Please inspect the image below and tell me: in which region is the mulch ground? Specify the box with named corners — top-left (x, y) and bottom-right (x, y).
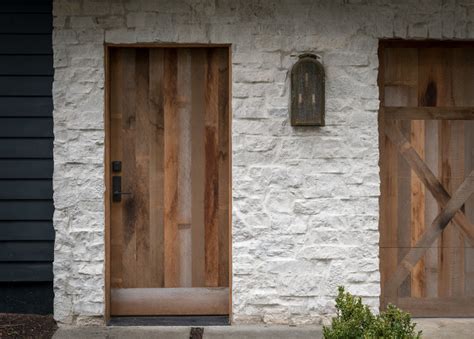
top-left (0, 313), bottom-right (57, 339)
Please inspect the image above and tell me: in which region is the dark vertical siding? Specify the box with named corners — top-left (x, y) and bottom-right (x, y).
top-left (0, 0), bottom-right (54, 315)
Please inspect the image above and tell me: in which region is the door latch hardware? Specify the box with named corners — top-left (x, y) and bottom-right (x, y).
top-left (112, 161), bottom-right (122, 172)
top-left (112, 175), bottom-right (131, 202)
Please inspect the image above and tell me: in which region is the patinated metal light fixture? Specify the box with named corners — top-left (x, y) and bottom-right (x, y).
top-left (290, 53), bottom-right (325, 126)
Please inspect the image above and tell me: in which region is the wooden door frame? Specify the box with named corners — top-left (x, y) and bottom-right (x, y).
top-left (103, 43), bottom-right (233, 322)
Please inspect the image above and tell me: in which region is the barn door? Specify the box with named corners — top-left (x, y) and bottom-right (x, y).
top-left (108, 47), bottom-right (230, 316)
top-left (379, 42), bottom-right (474, 316)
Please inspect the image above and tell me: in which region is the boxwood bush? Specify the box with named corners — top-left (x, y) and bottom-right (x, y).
top-left (323, 287), bottom-right (422, 339)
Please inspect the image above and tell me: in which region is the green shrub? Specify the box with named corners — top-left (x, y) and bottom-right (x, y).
top-left (323, 287), bottom-right (422, 339)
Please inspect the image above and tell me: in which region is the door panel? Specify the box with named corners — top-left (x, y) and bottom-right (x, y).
top-left (108, 47), bottom-right (230, 316)
top-left (379, 43), bottom-right (474, 316)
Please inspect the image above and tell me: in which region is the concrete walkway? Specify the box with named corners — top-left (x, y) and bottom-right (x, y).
top-left (53, 325), bottom-right (322, 339)
top-left (53, 319), bottom-right (474, 338)
top-left (414, 318), bottom-right (474, 339)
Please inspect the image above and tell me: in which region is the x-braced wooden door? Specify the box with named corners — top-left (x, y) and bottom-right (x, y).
top-left (108, 47), bottom-right (230, 316)
top-left (379, 41), bottom-right (474, 317)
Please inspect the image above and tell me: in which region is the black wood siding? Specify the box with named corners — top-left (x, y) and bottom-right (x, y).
top-left (0, 0), bottom-right (54, 315)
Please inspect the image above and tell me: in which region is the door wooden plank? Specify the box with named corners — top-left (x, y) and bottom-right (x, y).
top-left (116, 50), bottom-right (137, 287)
top-left (379, 119), bottom-right (395, 307)
top-left (179, 224), bottom-right (192, 287)
top-left (439, 120), bottom-right (465, 297)
top-left (384, 48), bottom-right (418, 103)
top-left (110, 287), bottom-right (229, 315)
top-left (134, 49), bottom-right (153, 287)
top-left (416, 47), bottom-right (446, 301)
top-left (410, 119), bottom-right (425, 297)
top-left (399, 44), bottom-right (425, 297)
top-left (382, 107), bottom-right (474, 120)
top-left (163, 49), bottom-right (180, 287)
top-left (465, 121), bottom-right (474, 294)
top-left (120, 48), bottom-right (138, 288)
top-left (379, 97), bottom-right (399, 304)
top-left (397, 122), bottom-right (412, 297)
top-left (452, 48), bottom-right (474, 107)
top-left (424, 119), bottom-right (439, 297)
top-left (204, 49), bottom-right (220, 287)
top-left (177, 49), bottom-right (193, 287)
top-left (418, 48), bottom-right (453, 107)
top-left (453, 47), bottom-right (474, 295)
top-left (217, 48), bottom-right (230, 287)
top-left (191, 49), bottom-right (206, 287)
top-left (218, 209), bottom-right (230, 287)
top-left (148, 48), bottom-right (165, 288)
top-left (382, 47), bottom-right (418, 299)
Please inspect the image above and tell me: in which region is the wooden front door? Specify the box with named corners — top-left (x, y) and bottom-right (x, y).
top-left (379, 41), bottom-right (474, 316)
top-left (107, 47), bottom-right (230, 316)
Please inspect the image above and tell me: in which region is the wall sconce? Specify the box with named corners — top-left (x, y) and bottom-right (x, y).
top-left (290, 53), bottom-right (325, 126)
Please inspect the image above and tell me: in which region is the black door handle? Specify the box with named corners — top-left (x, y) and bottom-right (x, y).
top-left (112, 175), bottom-right (131, 202)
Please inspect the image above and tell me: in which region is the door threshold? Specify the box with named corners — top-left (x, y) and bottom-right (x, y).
top-left (108, 315), bottom-right (230, 326)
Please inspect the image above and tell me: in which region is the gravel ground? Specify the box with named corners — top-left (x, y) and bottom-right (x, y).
top-left (0, 313), bottom-right (57, 339)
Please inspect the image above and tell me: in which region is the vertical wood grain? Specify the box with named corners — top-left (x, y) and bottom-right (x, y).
top-left (191, 49), bottom-right (206, 287)
top-left (424, 119), bottom-right (439, 297)
top-left (119, 48), bottom-right (137, 288)
top-left (217, 48), bottom-right (230, 287)
top-left (439, 120), bottom-right (465, 297)
top-left (134, 49), bottom-right (151, 286)
top-left (163, 49), bottom-right (180, 287)
top-left (148, 48), bottom-right (165, 287)
top-left (379, 47), bottom-right (399, 301)
top-left (454, 48), bottom-right (474, 295)
top-left (177, 49), bottom-right (192, 287)
top-left (410, 119), bottom-right (426, 297)
top-left (204, 49), bottom-right (220, 287)
top-left (398, 120), bottom-right (412, 297)
top-left (382, 47), bottom-right (418, 299)
top-left (464, 121), bottom-right (474, 295)
top-left (407, 47), bottom-right (425, 297)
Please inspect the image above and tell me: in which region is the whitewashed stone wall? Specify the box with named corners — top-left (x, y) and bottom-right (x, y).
top-left (52, 0), bottom-right (474, 325)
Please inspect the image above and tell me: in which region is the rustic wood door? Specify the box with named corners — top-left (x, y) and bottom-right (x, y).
top-left (108, 47), bottom-right (230, 316)
top-left (379, 41), bottom-right (474, 317)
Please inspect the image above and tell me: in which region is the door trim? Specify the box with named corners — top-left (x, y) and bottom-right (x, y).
top-left (111, 287), bottom-right (229, 315)
top-left (104, 43), bottom-right (233, 322)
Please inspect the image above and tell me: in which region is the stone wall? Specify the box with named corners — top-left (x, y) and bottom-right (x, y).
top-left (52, 0), bottom-right (474, 325)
